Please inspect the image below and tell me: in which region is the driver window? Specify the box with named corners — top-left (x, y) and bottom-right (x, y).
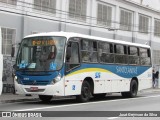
top-left (66, 42), bottom-right (80, 71)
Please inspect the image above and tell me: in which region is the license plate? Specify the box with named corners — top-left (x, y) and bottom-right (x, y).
top-left (30, 87), bottom-right (38, 91)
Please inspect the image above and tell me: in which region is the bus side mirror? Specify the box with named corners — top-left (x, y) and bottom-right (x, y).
top-left (147, 49), bottom-right (151, 57)
top-left (11, 45), bottom-right (15, 57)
top-left (13, 64), bottom-right (17, 69)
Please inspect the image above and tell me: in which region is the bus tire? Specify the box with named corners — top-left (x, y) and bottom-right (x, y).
top-left (76, 81), bottom-right (91, 102)
top-left (39, 95), bottom-right (53, 102)
top-left (121, 80), bottom-right (138, 98)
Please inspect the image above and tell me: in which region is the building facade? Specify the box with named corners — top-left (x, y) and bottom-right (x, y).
top-left (0, 0), bottom-right (160, 92)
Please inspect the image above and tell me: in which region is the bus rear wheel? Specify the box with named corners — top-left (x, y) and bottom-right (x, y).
top-left (121, 80), bottom-right (138, 98)
top-left (76, 81), bottom-right (92, 102)
top-left (39, 95), bottom-right (53, 102)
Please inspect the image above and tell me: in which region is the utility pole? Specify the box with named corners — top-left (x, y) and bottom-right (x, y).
top-left (140, 0), bottom-right (143, 4)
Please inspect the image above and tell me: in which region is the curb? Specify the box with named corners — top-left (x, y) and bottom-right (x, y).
top-left (139, 89), bottom-right (160, 93)
top-left (0, 98), bottom-right (39, 104)
top-left (0, 96), bottom-right (74, 104)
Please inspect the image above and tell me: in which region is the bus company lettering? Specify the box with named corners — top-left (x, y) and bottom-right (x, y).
top-left (116, 66), bottom-right (138, 74)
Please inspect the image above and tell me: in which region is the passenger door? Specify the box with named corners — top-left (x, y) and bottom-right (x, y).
top-left (65, 41), bottom-right (81, 95)
top-left (66, 41), bottom-right (80, 71)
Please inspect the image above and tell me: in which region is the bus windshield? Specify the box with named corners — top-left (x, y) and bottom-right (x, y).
top-left (16, 36), bottom-right (66, 71)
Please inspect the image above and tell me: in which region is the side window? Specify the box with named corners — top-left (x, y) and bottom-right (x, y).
top-left (140, 48), bottom-right (151, 65)
top-left (114, 44), bottom-right (127, 64)
top-left (128, 46), bottom-right (139, 65)
top-left (66, 42), bottom-right (80, 71)
top-left (98, 42), bottom-right (114, 63)
top-left (81, 39), bottom-right (98, 63)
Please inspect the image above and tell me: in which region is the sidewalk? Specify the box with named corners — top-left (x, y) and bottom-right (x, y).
top-left (0, 93), bottom-right (38, 103)
top-left (0, 88), bottom-right (160, 103)
top-left (139, 88), bottom-right (160, 93)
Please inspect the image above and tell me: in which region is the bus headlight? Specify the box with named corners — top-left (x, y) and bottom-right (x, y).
top-left (14, 76), bottom-right (21, 84)
top-left (51, 74), bottom-right (61, 84)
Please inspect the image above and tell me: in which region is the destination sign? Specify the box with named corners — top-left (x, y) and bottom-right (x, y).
top-left (32, 40), bottom-right (56, 46)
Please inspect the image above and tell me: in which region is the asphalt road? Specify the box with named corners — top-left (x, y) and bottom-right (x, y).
top-left (0, 92), bottom-right (160, 120)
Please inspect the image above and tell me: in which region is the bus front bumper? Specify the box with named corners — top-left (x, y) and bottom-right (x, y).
top-left (14, 80), bottom-right (64, 96)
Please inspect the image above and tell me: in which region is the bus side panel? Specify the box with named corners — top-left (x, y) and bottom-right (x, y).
top-left (104, 74), bottom-right (130, 93)
top-left (64, 65), bottom-right (152, 95)
top-left (64, 71), bottom-right (130, 95)
top-left (112, 79), bottom-right (130, 92)
top-left (64, 69), bottom-right (107, 95)
top-left (94, 80), bottom-right (105, 93)
top-left (64, 75), bottom-right (83, 96)
top-left (95, 70), bottom-right (129, 93)
top-left (138, 68), bottom-right (152, 91)
top-left (119, 79), bottom-right (130, 92)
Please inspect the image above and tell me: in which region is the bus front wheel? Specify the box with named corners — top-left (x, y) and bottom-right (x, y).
top-left (39, 95), bottom-right (53, 102)
top-left (76, 81), bottom-right (92, 102)
top-left (121, 80), bottom-right (138, 98)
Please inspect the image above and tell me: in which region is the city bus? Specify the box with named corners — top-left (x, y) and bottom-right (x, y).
top-left (13, 32), bottom-right (152, 102)
top-left (0, 27), bottom-right (3, 95)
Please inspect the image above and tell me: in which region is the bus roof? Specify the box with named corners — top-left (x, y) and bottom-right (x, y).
top-left (24, 32), bottom-right (150, 48)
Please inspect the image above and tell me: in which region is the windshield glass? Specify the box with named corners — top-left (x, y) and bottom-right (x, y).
top-left (16, 36), bottom-right (66, 71)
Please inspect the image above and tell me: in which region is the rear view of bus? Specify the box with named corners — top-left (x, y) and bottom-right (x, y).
top-left (0, 27), bottom-right (3, 95)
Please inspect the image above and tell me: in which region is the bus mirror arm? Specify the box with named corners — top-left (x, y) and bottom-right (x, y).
top-left (11, 45), bottom-right (15, 57)
top-left (13, 64), bottom-right (17, 70)
top-left (66, 47), bottom-right (71, 61)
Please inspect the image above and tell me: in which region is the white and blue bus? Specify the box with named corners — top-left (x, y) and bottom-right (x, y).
top-left (0, 27), bottom-right (3, 95)
top-left (13, 32), bottom-right (152, 102)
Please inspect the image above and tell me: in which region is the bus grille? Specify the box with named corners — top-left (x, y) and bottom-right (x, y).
top-left (21, 80), bottom-right (50, 85)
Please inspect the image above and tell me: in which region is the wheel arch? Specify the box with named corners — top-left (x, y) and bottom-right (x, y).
top-left (83, 77), bottom-right (94, 94)
top-left (131, 77), bottom-right (139, 90)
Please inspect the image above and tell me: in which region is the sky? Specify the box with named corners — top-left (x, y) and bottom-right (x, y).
top-left (132, 0), bottom-right (160, 10)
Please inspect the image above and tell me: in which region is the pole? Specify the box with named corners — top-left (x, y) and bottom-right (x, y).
top-left (158, 68), bottom-right (160, 88)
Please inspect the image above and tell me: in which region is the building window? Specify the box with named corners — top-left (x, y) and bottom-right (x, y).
top-left (1, 28), bottom-right (16, 55)
top-left (139, 14), bottom-right (149, 34)
top-left (97, 3), bottom-right (112, 27)
top-left (153, 50), bottom-right (160, 65)
top-left (34, 0), bottom-right (56, 14)
top-left (154, 19), bottom-right (160, 37)
top-left (69, 0), bottom-right (87, 21)
top-left (0, 0), bottom-right (17, 5)
top-left (120, 9), bottom-right (132, 31)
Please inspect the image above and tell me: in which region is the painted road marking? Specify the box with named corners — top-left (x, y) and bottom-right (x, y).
top-left (13, 95), bottom-right (160, 111)
top-left (107, 117), bottom-right (119, 119)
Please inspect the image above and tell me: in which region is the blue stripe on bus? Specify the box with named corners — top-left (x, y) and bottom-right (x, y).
top-left (65, 64), bottom-right (151, 78)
